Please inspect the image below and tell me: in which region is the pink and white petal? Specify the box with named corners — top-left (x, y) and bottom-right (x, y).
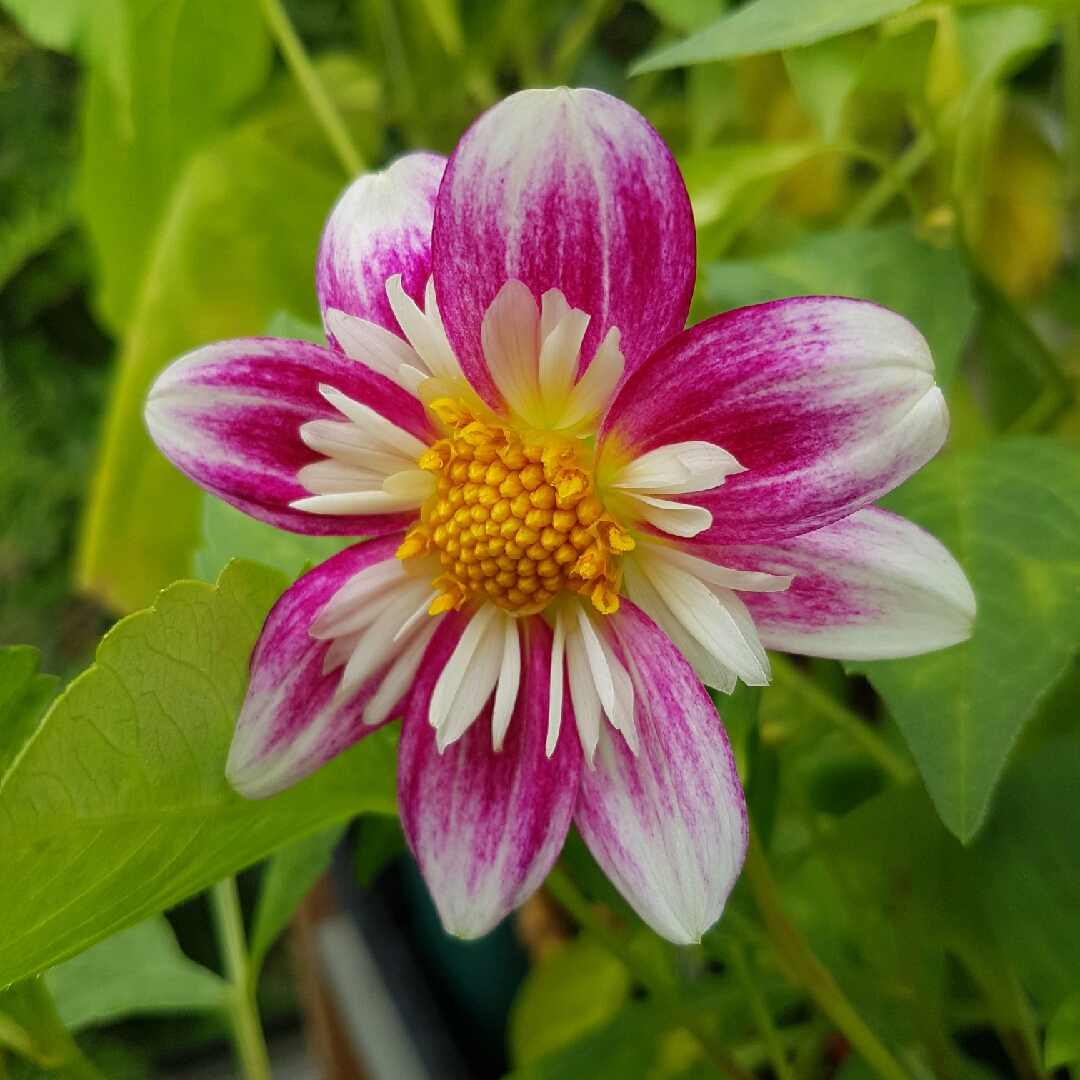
top-left (718, 507), bottom-right (976, 659)
top-left (227, 537), bottom-right (411, 798)
top-left (317, 152), bottom-right (446, 341)
top-left (399, 613), bottom-right (582, 939)
top-left (145, 337), bottom-right (434, 536)
top-left (432, 88), bottom-right (695, 407)
top-left (599, 298), bottom-right (949, 545)
top-left (575, 601), bottom-right (747, 944)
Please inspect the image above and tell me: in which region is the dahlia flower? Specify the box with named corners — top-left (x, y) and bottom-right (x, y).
top-left (145, 87), bottom-right (974, 943)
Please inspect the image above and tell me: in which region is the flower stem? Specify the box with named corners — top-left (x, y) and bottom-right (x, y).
top-left (544, 866), bottom-right (755, 1080)
top-left (844, 130), bottom-right (934, 229)
top-left (743, 829), bottom-right (912, 1080)
top-left (728, 940), bottom-right (796, 1080)
top-left (768, 654), bottom-right (914, 785)
top-left (256, 0), bottom-right (365, 177)
top-left (211, 878), bottom-right (272, 1080)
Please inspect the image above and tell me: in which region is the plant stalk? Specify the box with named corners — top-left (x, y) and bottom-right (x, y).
top-left (728, 940), bottom-right (796, 1080)
top-left (256, 0), bottom-right (365, 177)
top-left (211, 878), bottom-right (272, 1080)
top-left (845, 130), bottom-right (934, 228)
top-left (544, 866), bottom-right (755, 1080)
top-left (743, 829), bottom-right (913, 1080)
top-left (769, 654), bottom-right (914, 785)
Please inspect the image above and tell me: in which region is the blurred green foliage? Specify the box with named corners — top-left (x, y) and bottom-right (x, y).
top-left (1, 0), bottom-right (1080, 1078)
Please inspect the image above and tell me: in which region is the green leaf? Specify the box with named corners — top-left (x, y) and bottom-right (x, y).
top-left (1046, 993), bottom-right (1080, 1069)
top-left (44, 917), bottom-right (228, 1030)
top-left (264, 309), bottom-right (327, 346)
top-left (783, 34), bottom-right (864, 143)
top-left (0, 559), bottom-right (398, 988)
top-left (0, 0), bottom-right (85, 51)
top-left (0, 647), bottom-right (58, 787)
top-left (631, 0), bottom-right (919, 73)
top-left (848, 440), bottom-right (1080, 841)
top-left (0, 977), bottom-right (86, 1069)
top-left (971, 736), bottom-right (1080, 1011)
top-left (76, 62), bottom-right (377, 613)
top-left (820, 783), bottom-right (1032, 1039)
top-left (508, 1001), bottom-right (676, 1080)
top-left (194, 494), bottom-right (351, 586)
top-left (702, 225), bottom-right (976, 386)
top-left (679, 142), bottom-right (820, 261)
top-left (249, 824), bottom-right (347, 971)
top-left (80, 0), bottom-right (271, 333)
top-left (353, 812), bottom-right (406, 887)
top-left (640, 0), bottom-right (726, 34)
top-left (509, 935), bottom-right (632, 1068)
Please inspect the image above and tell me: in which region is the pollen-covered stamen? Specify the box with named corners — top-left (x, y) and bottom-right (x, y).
top-left (396, 401), bottom-right (633, 615)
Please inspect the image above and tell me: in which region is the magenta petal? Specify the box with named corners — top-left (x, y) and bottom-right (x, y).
top-left (432, 88), bottom-right (695, 406)
top-left (317, 152), bottom-right (446, 342)
top-left (599, 297), bottom-right (949, 545)
top-left (399, 613), bottom-right (582, 939)
top-left (717, 507), bottom-right (976, 659)
top-left (227, 537), bottom-right (404, 798)
top-left (145, 337), bottom-right (433, 536)
top-left (575, 600), bottom-right (747, 944)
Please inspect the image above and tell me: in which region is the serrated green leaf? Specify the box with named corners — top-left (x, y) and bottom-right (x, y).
top-left (703, 225), bottom-right (976, 386)
top-left (44, 916), bottom-right (228, 1030)
top-left (508, 936), bottom-right (631, 1068)
top-left (0, 559), bottom-right (398, 988)
top-left (249, 824), bottom-right (346, 970)
top-left (631, 0), bottom-right (919, 73)
top-left (971, 736), bottom-right (1080, 1012)
top-left (848, 440), bottom-right (1080, 841)
top-left (1046, 993), bottom-right (1080, 1068)
top-left (0, 647), bottom-right (57, 788)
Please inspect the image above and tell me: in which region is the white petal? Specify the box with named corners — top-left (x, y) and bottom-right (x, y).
top-left (539, 288), bottom-right (572, 345)
top-left (636, 539), bottom-right (793, 593)
top-left (634, 553), bottom-right (771, 686)
top-left (336, 579), bottom-right (437, 699)
top-left (558, 327), bottom-right (625, 429)
top-left (296, 459), bottom-right (387, 495)
top-left (612, 441), bottom-right (745, 495)
top-left (290, 491), bottom-right (425, 515)
top-left (386, 274), bottom-right (462, 381)
top-left (311, 557), bottom-right (412, 639)
top-left (565, 627), bottom-right (602, 766)
top-left (491, 616), bottom-right (523, 751)
top-left (382, 468), bottom-right (436, 499)
top-left (623, 557), bottom-right (737, 694)
top-left (564, 603), bottom-right (638, 764)
top-left (324, 308), bottom-right (425, 393)
top-left (363, 618), bottom-right (440, 726)
top-left (538, 308), bottom-right (590, 413)
top-left (625, 493), bottom-right (713, 538)
top-left (547, 606), bottom-right (568, 757)
top-left (481, 280), bottom-right (543, 423)
top-left (299, 419), bottom-right (418, 476)
top-left (318, 384), bottom-right (430, 460)
top-left (430, 605), bottom-right (504, 749)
